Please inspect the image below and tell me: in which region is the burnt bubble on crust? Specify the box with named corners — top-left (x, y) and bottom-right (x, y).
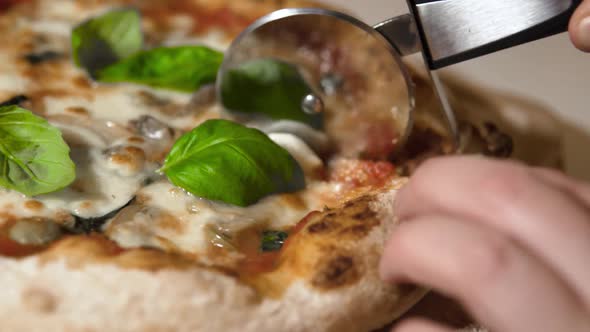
top-left (481, 122), bottom-right (514, 158)
top-left (23, 51), bottom-right (63, 65)
top-left (72, 198), bottom-right (136, 234)
top-left (311, 253), bottom-right (361, 290)
top-left (0, 95), bottom-right (29, 107)
top-left (307, 212), bottom-right (338, 234)
top-left (307, 195), bottom-right (379, 238)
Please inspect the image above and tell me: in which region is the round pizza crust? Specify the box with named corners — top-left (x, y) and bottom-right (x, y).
top-left (0, 181), bottom-right (429, 332)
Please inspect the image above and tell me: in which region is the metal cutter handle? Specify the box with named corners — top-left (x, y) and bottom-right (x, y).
top-left (377, 0), bottom-right (583, 69)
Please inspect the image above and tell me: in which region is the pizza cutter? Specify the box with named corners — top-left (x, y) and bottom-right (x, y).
top-left (217, 0), bottom-right (581, 155)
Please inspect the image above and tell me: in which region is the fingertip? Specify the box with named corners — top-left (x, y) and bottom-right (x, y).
top-left (569, 1), bottom-right (590, 52)
top-left (393, 318), bottom-right (453, 332)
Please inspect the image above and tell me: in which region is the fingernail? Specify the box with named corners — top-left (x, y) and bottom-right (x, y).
top-left (579, 17), bottom-right (590, 51)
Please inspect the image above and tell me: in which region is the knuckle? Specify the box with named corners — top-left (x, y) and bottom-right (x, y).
top-left (385, 224), bottom-right (421, 262)
top-left (479, 164), bottom-right (532, 202)
top-left (414, 157), bottom-right (452, 180)
top-left (403, 158), bottom-right (451, 201)
top-left (387, 225), bottom-right (414, 255)
top-left (468, 234), bottom-right (515, 287)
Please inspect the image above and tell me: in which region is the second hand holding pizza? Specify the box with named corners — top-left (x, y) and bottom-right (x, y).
top-left (381, 5), bottom-right (590, 331)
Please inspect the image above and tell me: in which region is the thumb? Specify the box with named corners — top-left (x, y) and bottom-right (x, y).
top-left (569, 0), bottom-right (590, 52)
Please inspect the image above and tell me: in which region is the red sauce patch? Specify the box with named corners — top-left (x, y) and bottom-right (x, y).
top-left (0, 236), bottom-right (45, 258)
top-left (192, 7), bottom-right (252, 34)
top-left (235, 226), bottom-right (279, 275)
top-left (362, 122), bottom-right (399, 160)
top-left (142, 2), bottom-right (253, 37)
top-left (330, 159), bottom-right (396, 189)
top-left (240, 251), bottom-right (281, 275)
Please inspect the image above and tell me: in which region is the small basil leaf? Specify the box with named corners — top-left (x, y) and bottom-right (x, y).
top-left (220, 59), bottom-right (323, 129)
top-left (97, 46), bottom-right (223, 92)
top-left (72, 8), bottom-right (142, 75)
top-left (160, 119), bottom-right (305, 207)
top-left (260, 231), bottom-right (288, 252)
top-left (0, 106), bottom-right (76, 196)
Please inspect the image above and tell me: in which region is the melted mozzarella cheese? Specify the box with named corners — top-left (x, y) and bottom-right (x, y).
top-left (28, 19), bottom-right (72, 37)
top-left (269, 133), bottom-right (323, 176)
top-left (162, 29), bottom-right (230, 51)
top-left (105, 180), bottom-right (331, 255)
top-left (37, 147), bottom-right (155, 219)
top-left (43, 87), bottom-right (182, 125)
top-left (0, 53), bottom-right (28, 92)
top-left (0, 2), bottom-right (343, 260)
top-left (0, 189), bottom-right (72, 224)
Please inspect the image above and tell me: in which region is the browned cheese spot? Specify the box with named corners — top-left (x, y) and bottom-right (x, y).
top-left (38, 235), bottom-right (194, 271)
top-left (79, 201), bottom-right (93, 210)
top-left (53, 211), bottom-right (75, 225)
top-left (64, 106), bottom-right (90, 117)
top-left (21, 287), bottom-right (58, 314)
top-left (279, 193), bottom-right (306, 210)
top-left (135, 193), bottom-right (152, 205)
top-left (23, 200), bottom-right (44, 211)
top-left (68, 180), bottom-right (86, 193)
top-left (127, 136), bottom-right (146, 144)
top-left (156, 212), bottom-right (186, 234)
top-left (71, 75), bottom-right (92, 89)
top-left (109, 146), bottom-right (146, 171)
top-left (311, 254), bottom-right (360, 290)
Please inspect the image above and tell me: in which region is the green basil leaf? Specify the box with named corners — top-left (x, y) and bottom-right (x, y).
top-left (260, 230), bottom-right (288, 252)
top-left (160, 119), bottom-right (305, 207)
top-left (220, 59), bottom-right (323, 129)
top-left (0, 106), bottom-right (76, 196)
top-left (97, 46), bottom-right (223, 92)
top-left (72, 8), bottom-right (142, 75)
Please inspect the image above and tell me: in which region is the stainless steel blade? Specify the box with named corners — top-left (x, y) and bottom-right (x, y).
top-left (374, 14), bottom-right (460, 148)
top-left (374, 13), bottom-right (421, 57)
top-left (415, 0), bottom-right (573, 66)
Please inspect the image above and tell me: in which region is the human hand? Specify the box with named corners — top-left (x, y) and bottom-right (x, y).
top-left (570, 0), bottom-right (590, 51)
top-left (380, 156), bottom-right (590, 332)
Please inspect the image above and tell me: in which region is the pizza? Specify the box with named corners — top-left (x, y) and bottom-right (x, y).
top-left (0, 1), bottom-right (562, 332)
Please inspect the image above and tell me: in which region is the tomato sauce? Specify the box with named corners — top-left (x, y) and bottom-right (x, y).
top-left (191, 7), bottom-right (252, 34)
top-left (330, 159), bottom-right (396, 189)
top-left (362, 122), bottom-right (399, 160)
top-left (141, 1), bottom-right (253, 36)
top-left (0, 236), bottom-right (45, 257)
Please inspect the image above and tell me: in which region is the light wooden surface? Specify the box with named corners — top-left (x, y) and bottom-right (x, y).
top-left (320, 0), bottom-right (590, 180)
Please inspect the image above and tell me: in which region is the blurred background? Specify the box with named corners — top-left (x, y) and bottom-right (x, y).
top-left (322, 0), bottom-right (590, 180)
